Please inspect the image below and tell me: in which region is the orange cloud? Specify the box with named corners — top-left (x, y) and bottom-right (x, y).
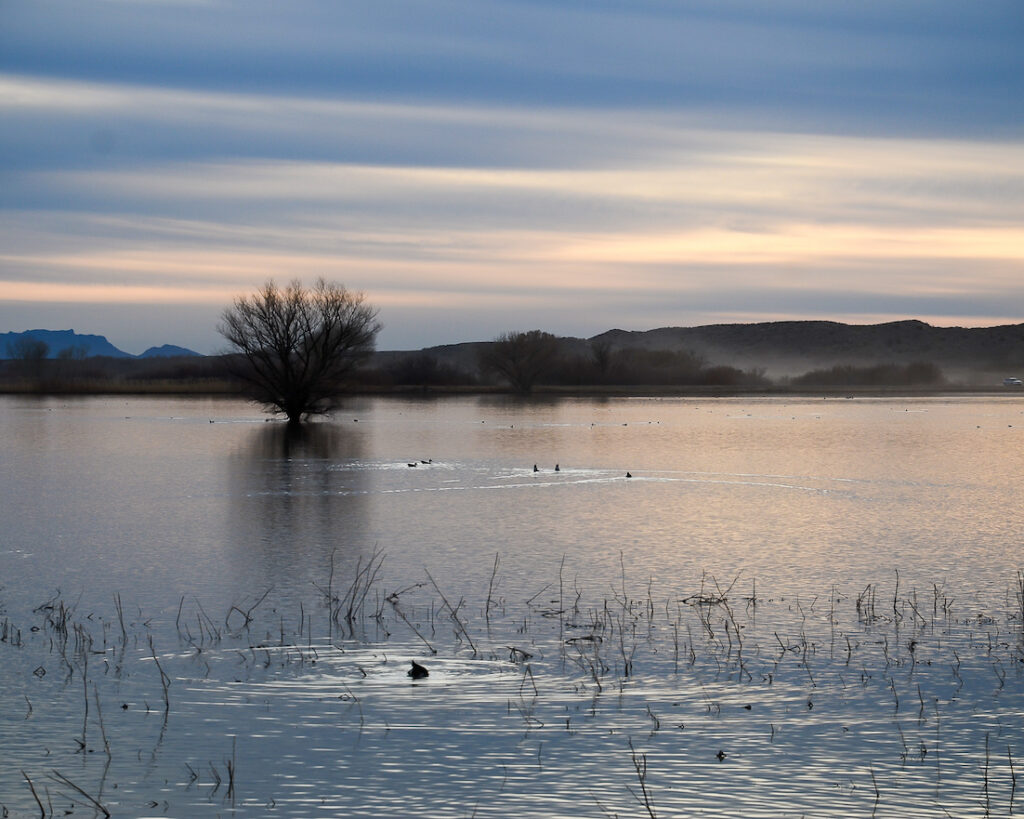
top-left (553, 225), bottom-right (1024, 267)
top-left (0, 280), bottom-right (236, 304)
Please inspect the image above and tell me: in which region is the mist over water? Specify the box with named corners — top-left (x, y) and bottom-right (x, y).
top-left (2, 395), bottom-right (1023, 816)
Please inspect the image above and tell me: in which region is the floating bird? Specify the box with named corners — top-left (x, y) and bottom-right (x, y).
top-left (716, 750), bottom-right (727, 761)
top-left (554, 464), bottom-right (560, 472)
top-left (533, 464), bottom-right (539, 472)
top-left (408, 660), bottom-right (429, 679)
top-left (407, 462), bottom-right (417, 467)
top-left (626, 472), bottom-right (632, 478)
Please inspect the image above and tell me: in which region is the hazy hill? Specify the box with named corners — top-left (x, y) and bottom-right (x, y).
top-left (7, 321), bottom-right (1024, 384)
top-left (378, 320), bottom-right (1024, 384)
top-left (589, 320), bottom-right (1024, 380)
top-left (0, 329), bottom-right (200, 359)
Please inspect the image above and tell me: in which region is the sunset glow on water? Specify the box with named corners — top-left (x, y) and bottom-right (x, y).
top-left (2, 395), bottom-right (1023, 816)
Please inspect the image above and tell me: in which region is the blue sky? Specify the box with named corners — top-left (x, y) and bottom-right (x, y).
top-left (2, 0), bottom-right (1023, 353)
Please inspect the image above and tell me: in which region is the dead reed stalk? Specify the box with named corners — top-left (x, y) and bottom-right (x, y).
top-left (148, 635), bottom-right (171, 714)
top-left (225, 586), bottom-right (273, 633)
top-left (48, 770), bottom-right (110, 818)
top-left (485, 552), bottom-right (501, 626)
top-left (226, 735), bottom-right (237, 806)
top-left (21, 770), bottom-right (44, 818)
top-left (627, 738), bottom-right (657, 819)
top-left (426, 570), bottom-right (477, 655)
top-left (388, 598), bottom-right (437, 654)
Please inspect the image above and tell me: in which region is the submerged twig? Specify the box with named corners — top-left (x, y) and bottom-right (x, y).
top-left (48, 770), bottom-right (110, 818)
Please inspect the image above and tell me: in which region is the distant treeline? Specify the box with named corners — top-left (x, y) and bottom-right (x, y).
top-left (373, 343), bottom-right (771, 390)
top-left (0, 354), bottom-right (237, 393)
top-left (788, 361), bottom-right (945, 388)
top-left (370, 334), bottom-right (945, 392)
top-left (0, 337), bottom-right (951, 394)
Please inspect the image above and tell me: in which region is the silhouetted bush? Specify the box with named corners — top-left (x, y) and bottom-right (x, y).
top-left (386, 353), bottom-right (477, 387)
top-left (697, 365), bottom-right (771, 386)
top-left (790, 360), bottom-right (945, 387)
top-left (601, 348), bottom-right (705, 385)
top-left (480, 330), bottom-right (561, 393)
top-left (125, 356), bottom-right (231, 381)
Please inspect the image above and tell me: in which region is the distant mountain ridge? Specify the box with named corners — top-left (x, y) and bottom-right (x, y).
top-left (7, 320), bottom-right (1024, 378)
top-left (137, 343), bottom-right (202, 359)
top-left (380, 319), bottom-right (1024, 381)
top-left (588, 320), bottom-right (1024, 376)
top-left (0, 329), bottom-right (200, 359)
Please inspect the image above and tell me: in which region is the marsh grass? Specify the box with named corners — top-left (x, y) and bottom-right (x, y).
top-left (3, 561), bottom-right (1024, 816)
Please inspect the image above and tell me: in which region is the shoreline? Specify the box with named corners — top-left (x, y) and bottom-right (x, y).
top-left (0, 379), bottom-right (1020, 400)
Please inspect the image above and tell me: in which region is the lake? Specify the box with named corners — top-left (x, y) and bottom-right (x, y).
top-left (2, 394), bottom-right (1023, 817)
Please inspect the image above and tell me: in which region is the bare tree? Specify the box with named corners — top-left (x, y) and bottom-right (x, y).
top-left (219, 279), bottom-right (381, 423)
top-left (7, 336), bottom-right (50, 362)
top-left (56, 344), bottom-right (88, 361)
top-left (590, 338), bottom-right (614, 378)
top-left (6, 336), bottom-right (50, 380)
top-left (480, 330), bottom-right (559, 394)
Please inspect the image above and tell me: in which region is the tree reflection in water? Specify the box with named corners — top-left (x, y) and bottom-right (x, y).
top-left (226, 420), bottom-right (374, 594)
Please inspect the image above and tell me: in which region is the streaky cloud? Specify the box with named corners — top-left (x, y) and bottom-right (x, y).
top-left (2, 1), bottom-right (1023, 352)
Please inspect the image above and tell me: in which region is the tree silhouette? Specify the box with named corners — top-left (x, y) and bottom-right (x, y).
top-left (219, 279), bottom-right (381, 423)
top-left (7, 336), bottom-right (49, 362)
top-left (481, 330), bottom-right (559, 394)
top-left (6, 336), bottom-right (50, 380)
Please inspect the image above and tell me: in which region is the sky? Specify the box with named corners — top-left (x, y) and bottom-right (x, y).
top-left (2, 1), bottom-right (1023, 354)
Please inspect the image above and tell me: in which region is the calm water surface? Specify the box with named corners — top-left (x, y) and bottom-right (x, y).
top-left (1, 394), bottom-right (1023, 816)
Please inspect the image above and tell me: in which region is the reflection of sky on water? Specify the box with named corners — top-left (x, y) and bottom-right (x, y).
top-left (2, 395), bottom-right (1024, 815)
top-left (3, 392), bottom-right (1023, 604)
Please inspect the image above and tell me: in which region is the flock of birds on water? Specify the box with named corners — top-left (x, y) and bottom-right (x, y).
top-left (406, 460), bottom-right (631, 478)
